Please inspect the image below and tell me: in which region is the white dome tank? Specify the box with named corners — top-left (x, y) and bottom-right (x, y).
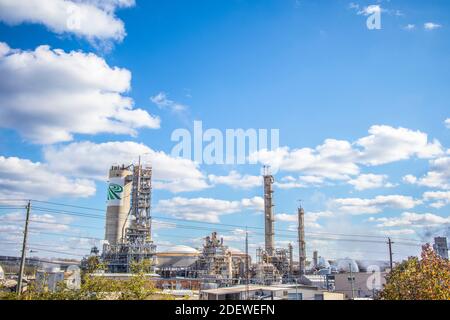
top-left (157, 245), bottom-right (200, 268)
top-left (161, 245), bottom-right (199, 254)
top-left (317, 256), bottom-right (330, 269)
top-left (335, 258), bottom-right (359, 273)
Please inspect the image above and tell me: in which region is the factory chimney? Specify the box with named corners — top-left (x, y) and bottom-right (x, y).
top-left (298, 206), bottom-right (306, 276)
top-left (105, 165), bottom-right (132, 246)
top-left (263, 166), bottom-right (275, 256)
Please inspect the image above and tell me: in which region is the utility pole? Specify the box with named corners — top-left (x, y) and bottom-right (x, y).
top-left (245, 228), bottom-right (249, 300)
top-left (17, 200), bottom-right (31, 296)
top-left (387, 238), bottom-right (394, 271)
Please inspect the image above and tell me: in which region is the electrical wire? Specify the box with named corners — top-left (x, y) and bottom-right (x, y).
top-left (25, 203), bottom-right (424, 244)
top-left (0, 199), bottom-right (426, 263)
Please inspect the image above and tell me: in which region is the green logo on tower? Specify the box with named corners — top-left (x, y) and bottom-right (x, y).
top-left (108, 183), bottom-right (123, 201)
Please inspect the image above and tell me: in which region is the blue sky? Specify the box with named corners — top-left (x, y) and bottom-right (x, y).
top-left (0, 0), bottom-right (449, 262)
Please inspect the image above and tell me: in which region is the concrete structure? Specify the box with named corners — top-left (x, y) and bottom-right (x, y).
top-left (433, 237), bottom-right (449, 259)
top-left (101, 163), bottom-right (157, 273)
top-left (0, 265), bottom-right (4, 280)
top-left (35, 265), bottom-right (81, 292)
top-left (334, 272), bottom-right (387, 299)
top-left (303, 274), bottom-right (333, 290)
top-left (200, 284), bottom-right (344, 300)
top-left (263, 167), bottom-right (275, 256)
top-left (271, 284), bottom-right (344, 300)
top-left (105, 165), bottom-right (133, 246)
top-left (298, 206), bottom-right (306, 275)
top-left (200, 285), bottom-right (288, 300)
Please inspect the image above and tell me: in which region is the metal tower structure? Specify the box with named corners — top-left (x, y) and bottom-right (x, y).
top-left (101, 162), bottom-right (156, 273)
top-left (125, 164), bottom-right (153, 245)
top-left (298, 205), bottom-right (306, 276)
top-left (263, 166), bottom-right (275, 256)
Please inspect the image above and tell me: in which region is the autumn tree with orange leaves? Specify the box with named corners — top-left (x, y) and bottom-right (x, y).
top-left (381, 244), bottom-right (450, 300)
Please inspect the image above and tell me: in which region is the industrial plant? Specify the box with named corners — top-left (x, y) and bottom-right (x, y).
top-left (1, 160), bottom-right (449, 300)
top-left (70, 162), bottom-right (400, 299)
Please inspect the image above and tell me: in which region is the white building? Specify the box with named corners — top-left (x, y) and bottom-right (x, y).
top-left (200, 284), bottom-right (344, 300)
top-left (334, 272), bottom-right (387, 299)
top-left (35, 265), bottom-right (81, 292)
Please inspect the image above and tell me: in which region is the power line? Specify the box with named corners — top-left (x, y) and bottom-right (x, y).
top-left (0, 199), bottom-right (426, 264)
top-left (24, 217), bottom-right (424, 250)
top-left (26, 203), bottom-right (424, 244)
top-left (35, 218), bottom-right (419, 246)
top-left (0, 199), bottom-right (425, 243)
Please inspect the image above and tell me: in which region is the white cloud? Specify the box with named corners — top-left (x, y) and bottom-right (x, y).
top-left (276, 211), bottom-right (332, 229)
top-left (331, 195), bottom-right (421, 215)
top-left (356, 125), bottom-right (443, 166)
top-left (250, 125), bottom-right (442, 183)
top-left (403, 157), bottom-right (450, 190)
top-left (403, 24), bottom-right (415, 31)
top-left (275, 213), bottom-right (297, 223)
top-left (274, 175), bottom-right (325, 190)
top-left (208, 171), bottom-right (261, 189)
top-left (357, 5), bottom-right (381, 16)
top-left (0, 156), bottom-right (95, 199)
top-left (0, 0), bottom-right (134, 41)
top-left (424, 22), bottom-right (442, 30)
top-left (348, 174), bottom-right (394, 191)
top-left (44, 141), bottom-right (210, 193)
top-left (274, 181), bottom-right (306, 190)
top-left (370, 212), bottom-right (450, 228)
top-left (0, 43), bottom-right (160, 144)
top-left (349, 3), bottom-right (403, 17)
top-left (348, 3), bottom-right (360, 11)
top-left (298, 175), bottom-right (325, 184)
top-left (250, 139), bottom-right (360, 180)
top-left (154, 196), bottom-right (264, 223)
top-left (446, 118), bottom-right (450, 129)
top-left (423, 191), bottom-right (450, 208)
top-left (221, 228), bottom-right (255, 244)
top-left (383, 229), bottom-right (416, 236)
top-left (150, 92), bottom-right (187, 113)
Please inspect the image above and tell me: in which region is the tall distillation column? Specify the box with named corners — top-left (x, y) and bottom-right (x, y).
top-left (298, 206), bottom-right (306, 276)
top-left (263, 167), bottom-right (275, 256)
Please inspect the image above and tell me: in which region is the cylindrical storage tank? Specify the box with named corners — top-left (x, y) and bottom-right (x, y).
top-left (156, 246), bottom-right (200, 268)
top-left (105, 166), bottom-right (132, 246)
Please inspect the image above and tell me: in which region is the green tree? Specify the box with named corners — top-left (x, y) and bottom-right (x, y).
top-left (380, 244), bottom-right (450, 300)
top-left (83, 255), bottom-right (106, 274)
top-left (0, 259), bottom-right (175, 300)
